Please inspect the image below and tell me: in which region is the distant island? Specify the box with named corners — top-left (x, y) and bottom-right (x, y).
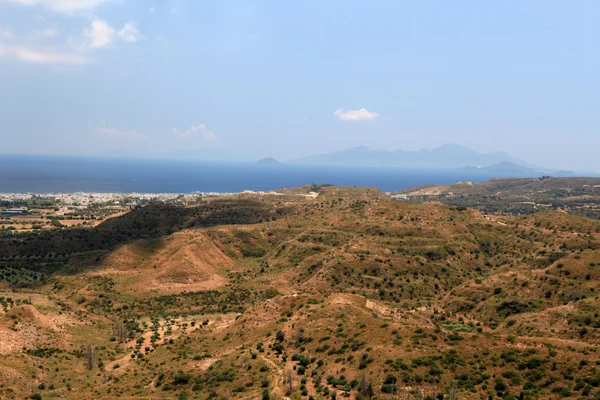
top-left (256, 157), bottom-right (281, 165)
top-left (459, 161), bottom-right (574, 177)
top-left (292, 144), bottom-right (534, 169)
top-left (287, 144), bottom-right (583, 177)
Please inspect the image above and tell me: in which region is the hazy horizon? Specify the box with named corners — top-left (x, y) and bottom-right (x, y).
top-left (0, 142), bottom-right (527, 163)
top-left (1, 1), bottom-right (598, 170)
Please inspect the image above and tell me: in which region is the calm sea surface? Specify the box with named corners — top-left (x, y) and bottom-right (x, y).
top-left (0, 154), bottom-right (535, 193)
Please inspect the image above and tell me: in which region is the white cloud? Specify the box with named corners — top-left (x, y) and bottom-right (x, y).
top-left (97, 127), bottom-right (146, 139)
top-left (334, 108), bottom-right (379, 121)
top-left (7, 0), bottom-right (110, 13)
top-left (0, 42), bottom-right (87, 64)
top-left (84, 20), bottom-right (114, 48)
top-left (172, 124), bottom-right (218, 141)
top-left (0, 2), bottom-right (141, 67)
top-left (117, 22), bottom-right (141, 43)
top-left (84, 19), bottom-right (140, 48)
top-left (0, 20), bottom-right (140, 66)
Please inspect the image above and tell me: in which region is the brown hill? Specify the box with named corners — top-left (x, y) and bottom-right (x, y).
top-left (395, 177), bottom-right (600, 219)
top-left (2, 195), bottom-right (600, 399)
top-left (90, 231), bottom-right (231, 294)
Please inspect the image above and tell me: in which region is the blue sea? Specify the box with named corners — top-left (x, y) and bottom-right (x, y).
top-left (0, 154), bottom-right (529, 194)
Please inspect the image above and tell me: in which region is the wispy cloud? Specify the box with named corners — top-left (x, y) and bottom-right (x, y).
top-left (97, 127), bottom-right (146, 139)
top-left (0, 29), bottom-right (14, 40)
top-left (0, 19), bottom-right (141, 65)
top-left (118, 22), bottom-right (141, 43)
top-left (84, 19), bottom-right (141, 48)
top-left (0, 42), bottom-right (88, 64)
top-left (334, 108), bottom-right (379, 121)
top-left (172, 124), bottom-right (218, 141)
top-left (2, 1), bottom-right (141, 66)
top-left (41, 28), bottom-right (57, 37)
top-left (7, 0), bottom-right (111, 14)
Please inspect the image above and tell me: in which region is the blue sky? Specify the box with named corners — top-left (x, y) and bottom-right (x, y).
top-left (0, 0), bottom-right (598, 170)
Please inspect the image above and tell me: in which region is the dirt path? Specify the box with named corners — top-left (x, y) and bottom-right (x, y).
top-left (259, 355), bottom-right (291, 400)
top-left (484, 215), bottom-right (508, 226)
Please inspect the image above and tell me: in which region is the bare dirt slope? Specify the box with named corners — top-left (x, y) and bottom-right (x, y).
top-left (89, 230), bottom-right (231, 293)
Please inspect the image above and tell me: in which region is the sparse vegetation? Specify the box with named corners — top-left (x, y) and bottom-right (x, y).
top-left (2, 189), bottom-right (600, 399)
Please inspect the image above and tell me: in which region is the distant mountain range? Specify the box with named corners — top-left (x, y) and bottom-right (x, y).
top-left (291, 144), bottom-right (538, 169)
top-left (459, 162), bottom-right (574, 177)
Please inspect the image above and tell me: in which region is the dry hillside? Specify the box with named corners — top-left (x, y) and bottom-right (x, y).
top-left (1, 188), bottom-right (600, 399)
